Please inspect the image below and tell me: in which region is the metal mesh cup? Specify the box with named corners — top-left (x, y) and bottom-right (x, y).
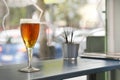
top-left (62, 43), bottom-right (79, 60)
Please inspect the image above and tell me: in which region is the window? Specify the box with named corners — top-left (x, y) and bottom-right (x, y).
top-left (0, 0), bottom-right (106, 64)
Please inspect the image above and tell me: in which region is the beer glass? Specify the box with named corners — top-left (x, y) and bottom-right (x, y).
top-left (19, 19), bottom-right (40, 72)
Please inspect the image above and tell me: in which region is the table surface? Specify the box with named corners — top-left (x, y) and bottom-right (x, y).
top-left (0, 58), bottom-right (120, 80)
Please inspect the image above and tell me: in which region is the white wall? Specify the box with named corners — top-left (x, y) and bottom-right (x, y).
top-left (114, 0), bottom-right (120, 52)
top-left (107, 0), bottom-right (115, 53)
top-left (107, 0), bottom-right (120, 53)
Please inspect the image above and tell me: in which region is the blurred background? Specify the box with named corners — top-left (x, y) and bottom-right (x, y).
top-left (0, 0), bottom-right (106, 65)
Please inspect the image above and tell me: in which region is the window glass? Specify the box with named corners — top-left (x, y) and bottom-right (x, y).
top-left (0, 0), bottom-right (106, 64)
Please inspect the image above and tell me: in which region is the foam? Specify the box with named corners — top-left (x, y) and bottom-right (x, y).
top-left (20, 19), bottom-right (40, 24)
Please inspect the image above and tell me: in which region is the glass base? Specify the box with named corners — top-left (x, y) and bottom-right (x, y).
top-left (19, 67), bottom-right (40, 73)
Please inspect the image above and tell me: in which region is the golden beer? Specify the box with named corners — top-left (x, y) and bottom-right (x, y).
top-left (21, 23), bottom-right (40, 48)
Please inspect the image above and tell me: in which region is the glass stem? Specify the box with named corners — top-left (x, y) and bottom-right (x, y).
top-left (27, 48), bottom-right (33, 68)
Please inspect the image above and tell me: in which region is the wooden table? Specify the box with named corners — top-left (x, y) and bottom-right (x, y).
top-left (0, 58), bottom-right (120, 80)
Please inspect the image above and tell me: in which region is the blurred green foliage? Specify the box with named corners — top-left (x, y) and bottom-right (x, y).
top-left (9, 7), bottom-right (26, 27)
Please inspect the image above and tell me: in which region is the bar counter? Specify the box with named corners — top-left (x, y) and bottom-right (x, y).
top-left (0, 58), bottom-right (120, 80)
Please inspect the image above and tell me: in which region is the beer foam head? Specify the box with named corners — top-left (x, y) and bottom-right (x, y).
top-left (20, 19), bottom-right (40, 24)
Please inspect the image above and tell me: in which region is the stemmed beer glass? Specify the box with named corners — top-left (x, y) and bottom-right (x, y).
top-left (19, 19), bottom-right (40, 72)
